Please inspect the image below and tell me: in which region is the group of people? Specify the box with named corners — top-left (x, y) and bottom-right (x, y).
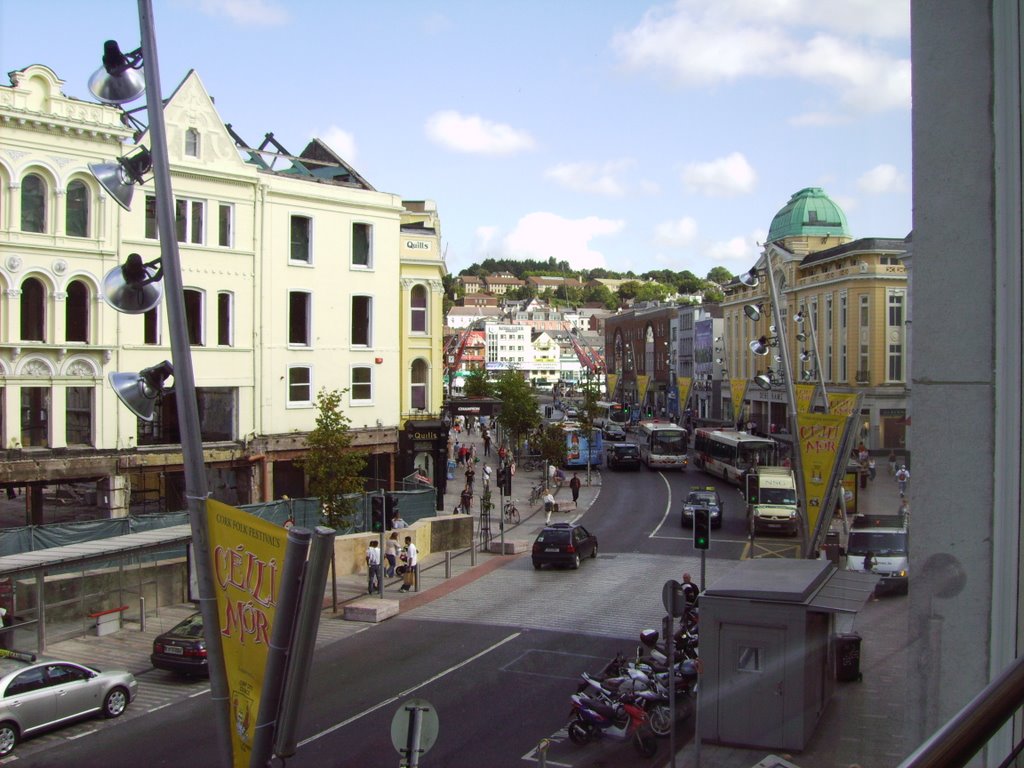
top-left (366, 533), bottom-right (419, 593)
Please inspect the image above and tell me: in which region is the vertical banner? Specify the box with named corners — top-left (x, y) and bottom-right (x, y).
top-left (675, 376), bottom-right (692, 417)
top-left (730, 378), bottom-right (749, 424)
top-left (207, 499), bottom-right (289, 768)
top-left (827, 392), bottom-right (861, 416)
top-left (795, 383), bottom-right (817, 414)
top-left (636, 374), bottom-right (650, 412)
top-left (605, 373), bottom-right (618, 401)
top-left (795, 412), bottom-right (850, 548)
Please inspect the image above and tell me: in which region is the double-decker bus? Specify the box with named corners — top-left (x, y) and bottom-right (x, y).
top-left (635, 421), bottom-right (689, 470)
top-left (691, 428), bottom-right (777, 485)
top-left (563, 423), bottom-right (603, 468)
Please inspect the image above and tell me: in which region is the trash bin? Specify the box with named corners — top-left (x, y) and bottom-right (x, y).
top-left (834, 632), bottom-right (862, 682)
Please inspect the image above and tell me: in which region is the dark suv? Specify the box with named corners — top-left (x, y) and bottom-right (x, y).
top-left (681, 487), bottom-right (723, 529)
top-left (532, 523), bottom-right (598, 569)
top-left (607, 443), bottom-right (641, 470)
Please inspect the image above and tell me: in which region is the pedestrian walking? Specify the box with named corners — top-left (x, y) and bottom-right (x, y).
top-left (366, 540), bottom-right (381, 593)
top-left (459, 484), bottom-right (473, 515)
top-left (680, 572), bottom-right (699, 605)
top-left (569, 473), bottom-right (581, 503)
top-left (465, 462), bottom-right (475, 490)
top-left (399, 536), bottom-right (418, 592)
top-left (895, 465), bottom-right (910, 496)
top-left (384, 532), bottom-right (399, 577)
top-left (868, 457), bottom-right (877, 481)
top-left (543, 491), bottom-right (555, 525)
top-left (887, 449), bottom-right (898, 476)
top-left (483, 431), bottom-right (491, 457)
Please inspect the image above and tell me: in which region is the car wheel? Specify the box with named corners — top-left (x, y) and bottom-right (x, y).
top-left (0, 722), bottom-right (18, 757)
top-left (590, 543), bottom-right (598, 559)
top-left (572, 553), bottom-right (581, 570)
top-left (103, 686), bottom-right (130, 718)
top-left (532, 560), bottom-right (541, 570)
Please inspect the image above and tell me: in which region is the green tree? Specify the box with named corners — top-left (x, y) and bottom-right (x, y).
top-left (703, 285), bottom-right (725, 303)
top-left (706, 266), bottom-right (734, 285)
top-left (462, 368), bottom-right (493, 398)
top-left (533, 423), bottom-right (569, 484)
top-left (577, 384), bottom-right (601, 481)
top-left (584, 284), bottom-right (619, 309)
top-left (493, 370), bottom-right (540, 454)
top-left (299, 388), bottom-right (368, 529)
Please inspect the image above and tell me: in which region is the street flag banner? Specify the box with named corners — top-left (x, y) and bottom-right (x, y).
top-left (795, 383), bottom-right (817, 414)
top-left (675, 376), bottom-right (692, 415)
top-left (207, 499), bottom-right (289, 768)
top-left (730, 378), bottom-right (749, 423)
top-left (605, 373), bottom-right (618, 401)
top-left (795, 411), bottom-right (850, 547)
top-left (636, 374), bottom-right (650, 410)
top-left (827, 392), bottom-right (860, 416)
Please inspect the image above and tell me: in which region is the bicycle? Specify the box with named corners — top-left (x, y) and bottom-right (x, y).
top-left (529, 483), bottom-right (545, 505)
top-left (503, 499), bottom-right (520, 525)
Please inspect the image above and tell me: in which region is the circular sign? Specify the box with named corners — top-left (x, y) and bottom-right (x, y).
top-left (662, 579), bottom-right (684, 617)
top-left (391, 698), bottom-right (439, 758)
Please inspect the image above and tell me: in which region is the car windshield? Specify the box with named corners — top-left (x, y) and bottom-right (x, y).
top-left (760, 488), bottom-right (796, 505)
top-left (689, 492), bottom-right (717, 505)
top-left (615, 446), bottom-right (638, 455)
top-left (170, 614), bottom-right (204, 638)
top-left (847, 531), bottom-right (908, 556)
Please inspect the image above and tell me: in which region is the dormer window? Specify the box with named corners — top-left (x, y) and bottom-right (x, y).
top-left (185, 128), bottom-right (200, 158)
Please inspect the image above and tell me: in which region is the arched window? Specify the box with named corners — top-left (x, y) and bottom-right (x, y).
top-left (411, 359), bottom-right (428, 411)
top-left (65, 179), bottom-right (90, 237)
top-left (185, 128), bottom-right (201, 158)
top-left (21, 173), bottom-right (46, 233)
top-left (410, 284), bottom-right (428, 333)
top-left (20, 277), bottom-right (45, 341)
top-left (184, 288), bottom-right (204, 346)
top-left (65, 280), bottom-right (89, 342)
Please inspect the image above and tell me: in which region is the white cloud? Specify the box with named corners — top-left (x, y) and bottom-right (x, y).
top-left (544, 160), bottom-right (633, 197)
top-left (704, 229), bottom-right (765, 263)
top-left (500, 212), bottom-right (625, 269)
top-left (474, 226), bottom-right (499, 253)
top-left (195, 0), bottom-right (289, 25)
top-left (612, 0), bottom-right (910, 113)
top-left (682, 152), bottom-right (757, 197)
top-left (654, 217), bottom-right (699, 247)
top-left (316, 126), bottom-right (357, 162)
top-left (857, 163), bottom-right (908, 194)
top-left (425, 111), bottom-right (535, 155)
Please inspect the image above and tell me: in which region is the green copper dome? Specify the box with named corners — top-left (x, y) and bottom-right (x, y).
top-left (768, 187), bottom-right (850, 241)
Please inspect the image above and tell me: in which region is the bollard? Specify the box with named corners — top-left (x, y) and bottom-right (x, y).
top-left (470, 539), bottom-right (477, 566)
top-left (445, 550), bottom-right (451, 579)
top-left (537, 738), bottom-right (550, 768)
top-left (139, 596), bottom-right (146, 632)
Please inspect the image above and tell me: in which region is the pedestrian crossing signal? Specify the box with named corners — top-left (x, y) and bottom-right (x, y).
top-left (693, 508), bottom-right (710, 550)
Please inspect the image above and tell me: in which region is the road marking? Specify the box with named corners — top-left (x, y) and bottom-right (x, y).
top-left (648, 472), bottom-right (674, 538)
top-left (147, 703), bottom-right (173, 713)
top-left (66, 729), bottom-right (96, 740)
top-left (297, 631), bottom-right (522, 748)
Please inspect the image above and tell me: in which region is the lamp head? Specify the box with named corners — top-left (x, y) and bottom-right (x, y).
top-left (88, 40), bottom-right (146, 105)
top-left (796, 332), bottom-right (807, 343)
top-left (88, 148), bottom-right (152, 212)
top-left (102, 253), bottom-right (164, 314)
top-left (794, 311), bottom-right (805, 326)
top-left (738, 268), bottom-right (760, 288)
top-left (800, 350), bottom-right (812, 363)
top-left (109, 360), bottom-right (173, 421)
top-left (743, 304), bottom-right (762, 322)
top-left (748, 336), bottom-right (770, 356)
top-left (753, 374), bottom-right (772, 391)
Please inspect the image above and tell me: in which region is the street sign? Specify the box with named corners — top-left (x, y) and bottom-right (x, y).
top-left (391, 698), bottom-right (439, 765)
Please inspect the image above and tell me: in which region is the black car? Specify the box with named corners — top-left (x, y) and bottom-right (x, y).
top-left (151, 612), bottom-right (208, 677)
top-left (532, 523), bottom-right (598, 569)
top-left (602, 423), bottom-right (627, 441)
top-left (607, 443), bottom-right (641, 470)
top-left (681, 486), bottom-right (724, 529)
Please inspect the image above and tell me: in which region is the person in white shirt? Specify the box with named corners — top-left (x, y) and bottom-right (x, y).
top-left (366, 540), bottom-right (381, 594)
top-left (543, 491), bottom-right (555, 524)
top-left (399, 537), bottom-right (418, 592)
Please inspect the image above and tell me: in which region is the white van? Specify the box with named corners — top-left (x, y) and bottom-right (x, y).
top-left (746, 467), bottom-right (800, 536)
top-left (844, 514), bottom-right (909, 595)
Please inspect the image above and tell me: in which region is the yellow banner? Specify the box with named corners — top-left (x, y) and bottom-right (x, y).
top-left (795, 412), bottom-right (849, 546)
top-left (730, 378), bottom-right (749, 422)
top-left (605, 373), bottom-right (618, 401)
top-left (795, 383), bottom-right (816, 414)
top-left (636, 374), bottom-right (650, 409)
top-left (207, 499), bottom-right (289, 768)
top-left (676, 376), bottom-right (692, 413)
top-left (828, 392), bottom-right (860, 416)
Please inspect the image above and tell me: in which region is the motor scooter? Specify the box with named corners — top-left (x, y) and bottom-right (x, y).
top-left (567, 692), bottom-right (657, 757)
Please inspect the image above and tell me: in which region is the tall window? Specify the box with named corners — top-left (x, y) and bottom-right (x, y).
top-left (351, 366), bottom-right (372, 403)
top-left (825, 294), bottom-right (834, 382)
top-left (21, 173), bottom-right (46, 233)
top-left (288, 366), bottom-right (312, 405)
top-left (218, 203), bottom-right (233, 247)
top-left (217, 292), bottom-right (233, 346)
top-left (66, 386), bottom-right (92, 445)
top-left (839, 292), bottom-right (848, 382)
top-left (21, 387), bottom-right (49, 447)
top-left (289, 291), bottom-right (311, 346)
top-left (858, 295), bottom-right (870, 382)
top-left (290, 216), bottom-right (311, 263)
top-left (196, 387), bottom-right (234, 441)
top-left (410, 284), bottom-right (427, 333)
top-left (20, 277), bottom-right (45, 341)
top-left (887, 290), bottom-right (905, 382)
top-left (144, 307), bottom-right (160, 345)
top-left (184, 128), bottom-right (200, 158)
top-left (351, 295), bottom-right (372, 346)
top-left (411, 359), bottom-right (428, 410)
top-left (145, 195), bottom-right (158, 239)
top-left (352, 222), bottom-right (372, 267)
top-left (184, 288), bottom-right (204, 346)
top-left (65, 279), bottom-right (89, 343)
top-left (65, 179), bottom-right (89, 237)
top-left (175, 199), bottom-right (204, 244)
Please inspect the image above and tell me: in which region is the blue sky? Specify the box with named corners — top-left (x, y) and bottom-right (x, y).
top-left (1, 0), bottom-right (911, 280)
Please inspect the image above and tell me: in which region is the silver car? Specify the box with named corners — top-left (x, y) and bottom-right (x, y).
top-left (0, 653), bottom-right (137, 756)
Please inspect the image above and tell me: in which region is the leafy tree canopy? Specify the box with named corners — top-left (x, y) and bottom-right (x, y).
top-left (462, 368), bottom-right (493, 398)
top-left (492, 370), bottom-right (540, 453)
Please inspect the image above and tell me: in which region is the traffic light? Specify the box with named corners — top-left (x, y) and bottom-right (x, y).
top-left (693, 508), bottom-right (710, 550)
top-left (371, 495), bottom-right (384, 532)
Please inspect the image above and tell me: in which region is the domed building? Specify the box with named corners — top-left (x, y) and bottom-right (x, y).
top-left (767, 187), bottom-right (852, 244)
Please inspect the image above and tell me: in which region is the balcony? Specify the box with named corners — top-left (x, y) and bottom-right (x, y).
top-left (855, 369), bottom-right (871, 384)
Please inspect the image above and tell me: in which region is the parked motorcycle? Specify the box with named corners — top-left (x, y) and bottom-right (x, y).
top-left (578, 670), bottom-right (672, 737)
top-left (567, 692), bottom-right (658, 757)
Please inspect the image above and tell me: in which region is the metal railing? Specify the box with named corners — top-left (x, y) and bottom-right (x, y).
top-left (898, 655), bottom-right (1024, 767)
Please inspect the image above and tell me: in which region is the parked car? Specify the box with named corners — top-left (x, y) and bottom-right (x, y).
top-left (532, 522), bottom-right (599, 569)
top-left (151, 612), bottom-right (208, 677)
top-left (0, 652), bottom-right (137, 756)
top-left (602, 423), bottom-right (627, 440)
top-left (681, 486), bottom-right (724, 529)
top-left (607, 443), bottom-right (642, 470)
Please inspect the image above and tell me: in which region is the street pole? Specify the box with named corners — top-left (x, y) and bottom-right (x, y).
top-left (136, 1), bottom-right (232, 764)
